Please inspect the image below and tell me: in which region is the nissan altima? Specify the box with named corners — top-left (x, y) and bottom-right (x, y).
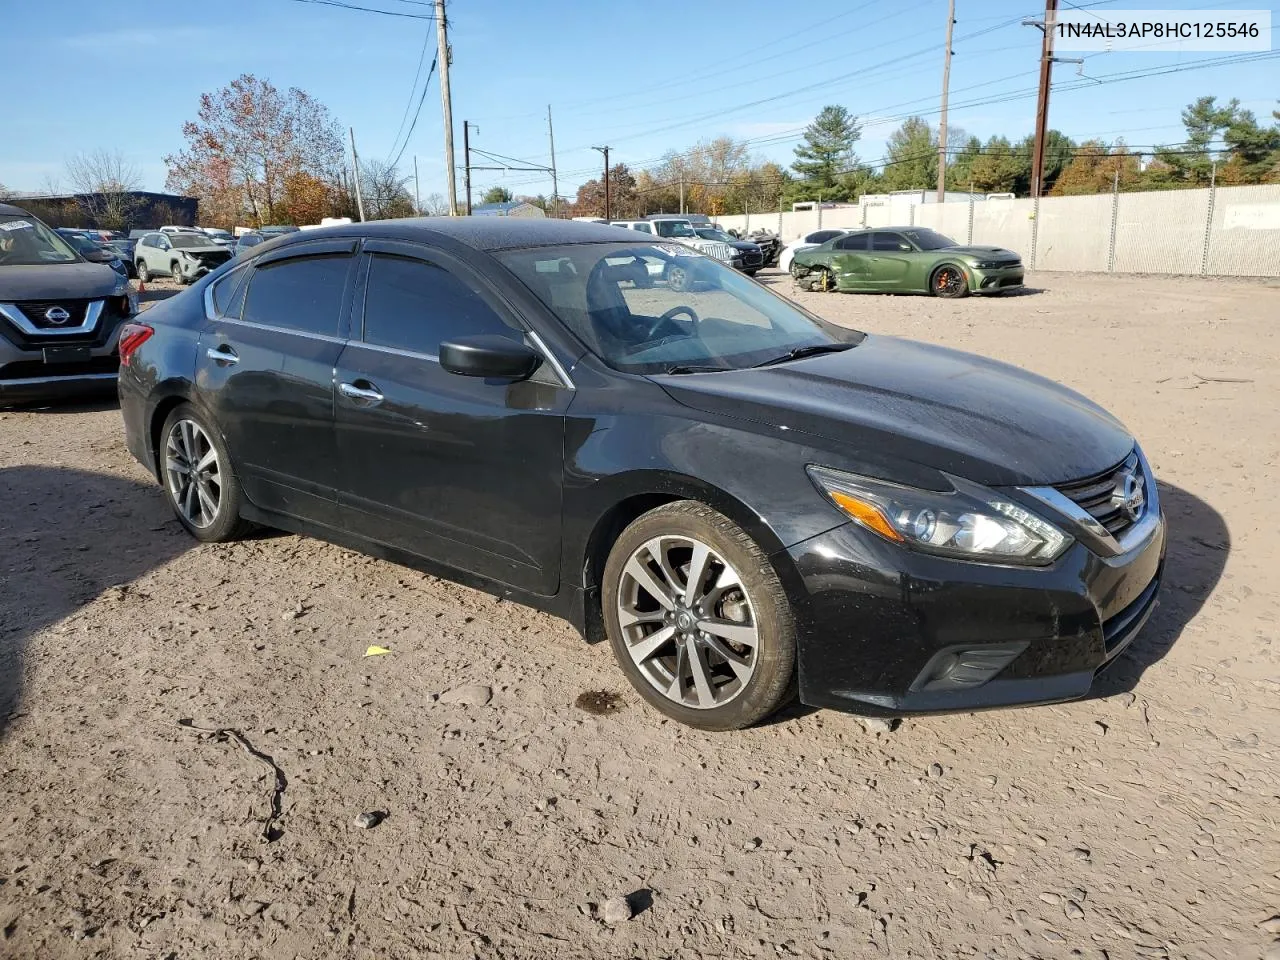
top-left (118, 220), bottom-right (1164, 730)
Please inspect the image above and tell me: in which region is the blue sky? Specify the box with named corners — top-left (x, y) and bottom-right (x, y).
top-left (2, 0), bottom-right (1276, 205)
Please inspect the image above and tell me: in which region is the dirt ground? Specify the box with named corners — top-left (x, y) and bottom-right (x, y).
top-left (1, 271), bottom-right (1278, 960)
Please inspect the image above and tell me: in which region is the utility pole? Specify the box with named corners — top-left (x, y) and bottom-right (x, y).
top-left (413, 155), bottom-right (420, 215)
top-left (547, 105), bottom-right (559, 219)
top-left (592, 145), bottom-right (610, 220)
top-left (1029, 0), bottom-right (1059, 198)
top-left (434, 0), bottom-right (458, 215)
top-left (463, 121), bottom-right (477, 216)
top-left (349, 126), bottom-right (366, 222)
top-left (679, 172), bottom-right (685, 214)
top-left (937, 0), bottom-right (956, 204)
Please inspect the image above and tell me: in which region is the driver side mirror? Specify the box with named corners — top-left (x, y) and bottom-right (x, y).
top-left (439, 335), bottom-right (541, 380)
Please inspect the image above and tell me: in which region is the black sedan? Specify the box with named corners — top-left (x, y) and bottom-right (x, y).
top-left (118, 220), bottom-right (1165, 730)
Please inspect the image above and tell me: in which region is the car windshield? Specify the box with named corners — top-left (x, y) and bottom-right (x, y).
top-left (169, 234), bottom-right (210, 248)
top-left (652, 220), bottom-right (696, 238)
top-left (694, 228), bottom-right (735, 242)
top-left (0, 215), bottom-right (80, 265)
top-left (901, 228), bottom-right (957, 251)
top-left (498, 242), bottom-right (863, 375)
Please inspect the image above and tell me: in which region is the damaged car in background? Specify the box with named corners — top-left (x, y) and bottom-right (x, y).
top-left (133, 230), bottom-right (233, 285)
top-left (790, 227), bottom-right (1024, 298)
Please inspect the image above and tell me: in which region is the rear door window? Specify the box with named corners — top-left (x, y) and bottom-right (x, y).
top-left (870, 232), bottom-right (909, 251)
top-left (834, 233), bottom-right (869, 250)
top-left (241, 254), bottom-right (352, 336)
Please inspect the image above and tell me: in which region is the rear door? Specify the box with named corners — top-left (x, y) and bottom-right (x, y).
top-left (196, 239), bottom-right (358, 529)
top-left (866, 231), bottom-right (914, 288)
top-left (333, 239), bottom-right (571, 595)
top-left (829, 231), bottom-right (873, 288)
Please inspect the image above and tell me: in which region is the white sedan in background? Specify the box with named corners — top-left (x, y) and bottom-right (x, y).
top-left (778, 228), bottom-right (852, 272)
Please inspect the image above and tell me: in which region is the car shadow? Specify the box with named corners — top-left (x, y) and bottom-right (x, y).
top-left (1087, 480), bottom-right (1228, 700)
top-left (0, 465), bottom-right (195, 738)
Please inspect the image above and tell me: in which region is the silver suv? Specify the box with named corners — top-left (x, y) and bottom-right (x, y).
top-left (134, 231), bottom-right (232, 285)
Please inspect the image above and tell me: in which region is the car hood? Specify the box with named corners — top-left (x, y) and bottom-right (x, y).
top-left (0, 260), bottom-right (122, 301)
top-left (655, 335), bottom-right (1133, 486)
top-left (728, 240), bottom-right (761, 252)
top-left (940, 245), bottom-right (1021, 262)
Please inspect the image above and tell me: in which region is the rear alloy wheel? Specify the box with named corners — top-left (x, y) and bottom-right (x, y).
top-left (667, 263), bottom-right (691, 293)
top-left (602, 502), bottom-right (796, 730)
top-left (931, 264), bottom-right (969, 298)
top-left (160, 404), bottom-right (251, 542)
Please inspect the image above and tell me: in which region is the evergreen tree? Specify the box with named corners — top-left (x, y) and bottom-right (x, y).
top-left (790, 106), bottom-right (861, 196)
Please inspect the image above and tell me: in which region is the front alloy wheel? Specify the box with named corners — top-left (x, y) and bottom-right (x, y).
top-left (931, 265), bottom-right (969, 298)
top-left (617, 535), bottom-right (758, 710)
top-left (602, 502), bottom-right (796, 730)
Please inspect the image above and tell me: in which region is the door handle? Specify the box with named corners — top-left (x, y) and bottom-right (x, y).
top-left (205, 345), bottom-right (239, 365)
top-left (340, 380), bottom-right (384, 405)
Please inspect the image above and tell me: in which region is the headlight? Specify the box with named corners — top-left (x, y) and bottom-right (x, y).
top-left (974, 260), bottom-right (1003, 269)
top-left (806, 465), bottom-right (1071, 565)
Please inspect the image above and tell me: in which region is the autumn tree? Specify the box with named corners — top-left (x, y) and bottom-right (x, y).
top-left (790, 106), bottom-right (862, 200)
top-left (481, 186), bottom-right (513, 204)
top-left (64, 149), bottom-right (143, 229)
top-left (165, 74), bottom-right (345, 227)
top-left (1051, 140), bottom-right (1142, 195)
top-left (571, 163), bottom-right (637, 218)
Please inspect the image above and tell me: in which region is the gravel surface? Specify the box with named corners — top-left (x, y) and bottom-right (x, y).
top-left (1, 271), bottom-right (1278, 959)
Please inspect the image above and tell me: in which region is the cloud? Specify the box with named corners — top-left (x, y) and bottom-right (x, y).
top-left (61, 27), bottom-right (210, 50)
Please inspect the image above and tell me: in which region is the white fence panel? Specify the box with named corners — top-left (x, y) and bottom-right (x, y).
top-left (969, 198), bottom-right (1037, 261)
top-left (1207, 183), bottom-right (1280, 277)
top-left (1035, 193), bottom-right (1112, 272)
top-left (1112, 188), bottom-right (1207, 275)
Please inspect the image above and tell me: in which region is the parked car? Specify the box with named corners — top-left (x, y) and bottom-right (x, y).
top-left (106, 238), bottom-right (138, 277)
top-left (614, 217), bottom-right (737, 289)
top-left (200, 227), bottom-right (236, 247)
top-left (160, 225), bottom-right (205, 235)
top-left (0, 203), bottom-right (137, 402)
top-left (118, 219), bottom-right (1164, 730)
top-left (790, 227), bottom-right (1024, 297)
top-left (134, 231), bottom-right (233, 284)
top-left (691, 225), bottom-right (763, 276)
top-left (744, 229), bottom-right (782, 268)
top-left (777, 228), bottom-right (851, 273)
top-left (55, 229), bottom-right (129, 279)
top-left (233, 232), bottom-right (266, 258)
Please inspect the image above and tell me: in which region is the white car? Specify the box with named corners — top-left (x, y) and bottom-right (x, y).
top-left (778, 228), bottom-right (852, 272)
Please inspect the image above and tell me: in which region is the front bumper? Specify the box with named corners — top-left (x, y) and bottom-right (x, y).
top-left (970, 264), bottom-right (1024, 293)
top-left (784, 509), bottom-right (1166, 716)
top-left (0, 301), bottom-right (128, 402)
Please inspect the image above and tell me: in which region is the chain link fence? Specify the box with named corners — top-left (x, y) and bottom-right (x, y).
top-left (717, 183), bottom-right (1280, 278)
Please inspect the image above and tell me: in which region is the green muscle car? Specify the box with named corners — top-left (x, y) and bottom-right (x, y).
top-left (789, 227), bottom-right (1024, 298)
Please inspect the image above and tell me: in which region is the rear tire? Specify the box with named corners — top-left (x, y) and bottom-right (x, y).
top-left (159, 403), bottom-right (252, 543)
top-left (601, 501), bottom-right (796, 731)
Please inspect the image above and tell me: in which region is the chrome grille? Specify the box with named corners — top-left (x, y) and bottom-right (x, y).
top-left (16, 300), bottom-right (91, 329)
top-left (1054, 451), bottom-right (1146, 538)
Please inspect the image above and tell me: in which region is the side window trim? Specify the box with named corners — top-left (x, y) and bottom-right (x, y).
top-left (203, 261), bottom-right (253, 320)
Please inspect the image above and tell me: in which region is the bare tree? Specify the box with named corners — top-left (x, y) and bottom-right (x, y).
top-left (65, 150), bottom-right (143, 229)
top-left (358, 158), bottom-right (415, 220)
top-left (419, 191), bottom-right (448, 216)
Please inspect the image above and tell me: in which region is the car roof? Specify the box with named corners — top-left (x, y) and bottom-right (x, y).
top-left (0, 202), bottom-right (33, 217)
top-left (264, 216), bottom-right (646, 253)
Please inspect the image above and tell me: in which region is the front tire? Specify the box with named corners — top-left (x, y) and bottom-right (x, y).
top-left (136, 260), bottom-right (150, 283)
top-left (160, 403), bottom-right (252, 543)
top-left (601, 502), bottom-right (796, 731)
top-left (930, 264), bottom-right (969, 298)
top-left (666, 263), bottom-right (691, 293)
top-left (170, 261), bottom-right (187, 284)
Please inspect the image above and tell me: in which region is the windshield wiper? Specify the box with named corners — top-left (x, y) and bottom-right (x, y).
top-left (751, 343), bottom-right (854, 368)
top-left (663, 364), bottom-right (729, 375)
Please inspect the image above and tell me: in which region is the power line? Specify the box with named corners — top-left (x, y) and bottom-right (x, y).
top-left (388, 56), bottom-right (438, 170)
top-left (386, 22), bottom-right (434, 165)
top-left (286, 0), bottom-right (436, 18)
